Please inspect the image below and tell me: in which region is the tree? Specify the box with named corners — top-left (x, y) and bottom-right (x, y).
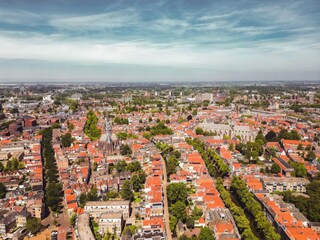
top-left (84, 110), bottom-right (101, 140)
top-left (306, 151), bottom-right (316, 161)
top-left (271, 163), bottom-right (281, 174)
top-left (265, 131), bottom-right (277, 142)
top-left (126, 161), bottom-right (141, 172)
top-left (46, 182), bottom-right (63, 212)
top-left (186, 217), bottom-right (195, 229)
top-left (131, 174), bottom-right (142, 192)
top-left (150, 121), bottom-right (173, 136)
top-left (297, 143), bottom-right (304, 150)
top-left (228, 143), bottom-right (234, 152)
top-left (121, 180), bottom-right (133, 200)
top-left (167, 183), bottom-right (188, 205)
top-left (70, 214), bottom-right (77, 226)
top-left (289, 161), bottom-right (307, 177)
top-left (195, 127), bottom-right (204, 135)
top-left (79, 193), bottom-right (88, 208)
top-left (93, 162), bottom-right (98, 171)
top-left (87, 187), bottom-right (99, 201)
top-left (255, 130), bottom-right (267, 144)
top-left (26, 218), bottom-right (42, 235)
top-left (0, 182), bottom-right (6, 198)
top-left (52, 122), bottom-right (61, 129)
top-left (198, 227), bottom-right (215, 240)
top-left (106, 191), bottom-right (119, 199)
top-left (116, 160), bottom-right (128, 173)
top-left (191, 207), bottom-right (203, 219)
top-left (67, 121), bottom-right (75, 132)
top-left (120, 144), bottom-right (132, 156)
top-left (61, 133), bottom-right (74, 147)
top-left (12, 157), bottom-right (19, 170)
top-left (170, 201), bottom-right (187, 223)
top-left (169, 216), bottom-right (178, 232)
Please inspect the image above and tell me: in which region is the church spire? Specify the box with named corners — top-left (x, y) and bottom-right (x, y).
top-left (106, 114), bottom-right (112, 144)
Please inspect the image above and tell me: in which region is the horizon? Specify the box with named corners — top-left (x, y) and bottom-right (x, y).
top-left (0, 0), bottom-right (319, 82)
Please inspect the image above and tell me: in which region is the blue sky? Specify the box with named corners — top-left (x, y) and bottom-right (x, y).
top-left (0, 0), bottom-right (319, 82)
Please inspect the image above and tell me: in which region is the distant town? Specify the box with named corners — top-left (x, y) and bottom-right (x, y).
top-left (0, 81), bottom-right (319, 240)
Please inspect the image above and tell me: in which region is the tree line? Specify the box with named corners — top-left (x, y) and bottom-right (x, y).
top-left (186, 138), bottom-right (230, 177)
top-left (42, 127), bottom-right (63, 213)
top-left (156, 142), bottom-right (181, 176)
top-left (216, 178), bottom-right (258, 240)
top-left (231, 177), bottom-right (281, 240)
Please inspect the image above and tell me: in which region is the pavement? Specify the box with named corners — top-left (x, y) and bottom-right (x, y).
top-left (161, 155), bottom-right (172, 240)
top-left (76, 213), bottom-right (95, 240)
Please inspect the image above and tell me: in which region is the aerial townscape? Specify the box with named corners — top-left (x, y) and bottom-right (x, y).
top-left (0, 82), bottom-right (318, 240)
top-left (0, 0), bottom-right (320, 240)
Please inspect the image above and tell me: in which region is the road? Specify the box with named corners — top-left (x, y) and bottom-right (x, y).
top-left (161, 155), bottom-right (172, 240)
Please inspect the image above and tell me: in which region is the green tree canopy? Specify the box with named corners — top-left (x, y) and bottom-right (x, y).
top-left (271, 163), bottom-right (281, 174)
top-left (0, 182), bottom-right (6, 198)
top-left (26, 218), bottom-right (42, 235)
top-left (170, 201), bottom-right (187, 223)
top-left (198, 227), bottom-right (215, 240)
top-left (121, 180), bottom-right (133, 200)
top-left (167, 183), bottom-right (188, 205)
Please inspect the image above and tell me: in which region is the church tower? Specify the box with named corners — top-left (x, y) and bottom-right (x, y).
top-left (105, 115), bottom-right (114, 154)
top-left (106, 115), bottom-right (112, 144)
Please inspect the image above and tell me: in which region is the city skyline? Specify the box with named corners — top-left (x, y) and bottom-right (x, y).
top-left (0, 0), bottom-right (319, 82)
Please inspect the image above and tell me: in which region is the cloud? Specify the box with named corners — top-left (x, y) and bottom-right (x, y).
top-left (0, 0), bottom-right (319, 81)
top-left (49, 9), bottom-right (139, 31)
top-left (0, 9), bottom-right (44, 26)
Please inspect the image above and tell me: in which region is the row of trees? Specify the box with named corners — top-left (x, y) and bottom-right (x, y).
top-left (42, 127), bottom-right (63, 213)
top-left (166, 183), bottom-right (206, 234)
top-left (265, 129), bottom-right (301, 142)
top-left (288, 160), bottom-right (307, 177)
top-left (167, 183), bottom-right (189, 233)
top-left (84, 110), bottom-right (101, 140)
top-left (0, 157), bottom-right (24, 172)
top-left (156, 142), bottom-right (181, 176)
top-left (110, 160), bottom-right (142, 173)
top-left (0, 182), bottom-right (6, 198)
top-left (216, 178), bottom-right (258, 240)
top-left (150, 121), bottom-right (173, 136)
top-left (114, 117), bottom-right (129, 125)
top-left (195, 127), bottom-right (216, 136)
top-left (116, 131), bottom-right (138, 140)
top-left (231, 177), bottom-right (281, 240)
top-left (186, 138), bottom-right (230, 177)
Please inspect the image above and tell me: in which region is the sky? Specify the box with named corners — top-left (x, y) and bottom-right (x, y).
top-left (0, 0), bottom-right (319, 82)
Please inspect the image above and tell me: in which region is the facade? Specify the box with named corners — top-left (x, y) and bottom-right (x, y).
top-left (84, 200), bottom-right (130, 219)
top-left (27, 199), bottom-right (44, 219)
top-left (261, 177), bottom-right (309, 193)
top-left (98, 213), bottom-right (123, 236)
top-left (198, 123), bottom-right (257, 142)
top-left (0, 211), bottom-right (17, 236)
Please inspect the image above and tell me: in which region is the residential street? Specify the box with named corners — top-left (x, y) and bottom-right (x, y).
top-left (161, 155), bottom-right (172, 240)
